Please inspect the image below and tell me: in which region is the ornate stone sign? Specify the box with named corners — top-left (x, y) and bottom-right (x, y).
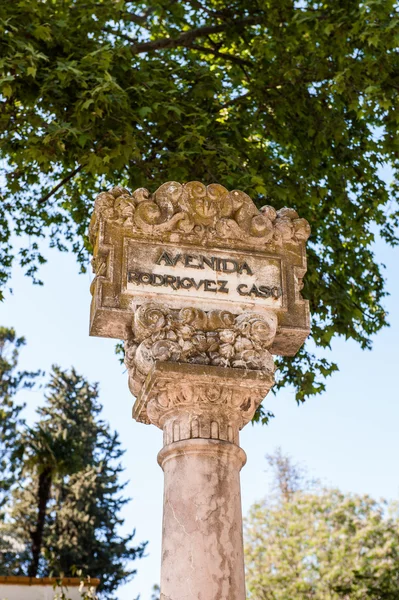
top-left (89, 181), bottom-right (311, 600)
top-left (89, 181), bottom-right (310, 356)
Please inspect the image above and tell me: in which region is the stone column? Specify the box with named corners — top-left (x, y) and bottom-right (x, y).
top-left (158, 438), bottom-right (246, 599)
top-left (88, 181), bottom-right (311, 599)
top-left (127, 305), bottom-right (277, 600)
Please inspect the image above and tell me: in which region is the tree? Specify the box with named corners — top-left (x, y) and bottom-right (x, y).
top-left (1, 0), bottom-right (398, 406)
top-left (0, 327), bottom-right (37, 509)
top-left (3, 366), bottom-right (146, 598)
top-left (244, 450), bottom-right (399, 599)
top-left (0, 326), bottom-right (39, 574)
top-left (264, 446), bottom-right (306, 501)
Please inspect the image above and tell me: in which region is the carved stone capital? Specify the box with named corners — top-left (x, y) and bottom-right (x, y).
top-left (133, 362), bottom-right (274, 446)
top-left (126, 302), bottom-right (277, 443)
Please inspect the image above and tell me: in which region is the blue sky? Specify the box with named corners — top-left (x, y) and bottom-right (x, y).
top-left (1, 227), bottom-right (398, 599)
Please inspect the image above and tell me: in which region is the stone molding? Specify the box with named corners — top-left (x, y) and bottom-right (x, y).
top-left (157, 438), bottom-right (247, 471)
top-left (132, 362), bottom-right (275, 445)
top-left (89, 181), bottom-right (310, 249)
top-left (124, 302), bottom-right (277, 399)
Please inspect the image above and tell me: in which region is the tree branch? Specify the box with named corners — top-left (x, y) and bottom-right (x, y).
top-left (329, 272), bottom-right (380, 323)
top-left (218, 92), bottom-right (251, 110)
top-left (37, 164), bottom-right (83, 204)
top-left (103, 28), bottom-right (252, 64)
top-left (122, 7), bottom-right (155, 26)
top-left (124, 15), bottom-right (262, 55)
top-left (190, 44), bottom-right (252, 66)
top-left (103, 26), bottom-right (135, 43)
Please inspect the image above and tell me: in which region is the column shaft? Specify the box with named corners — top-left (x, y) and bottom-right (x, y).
top-left (158, 438), bottom-right (247, 600)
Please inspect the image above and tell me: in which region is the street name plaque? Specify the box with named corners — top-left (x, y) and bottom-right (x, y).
top-left (89, 181), bottom-right (311, 600)
top-left (125, 243), bottom-right (284, 309)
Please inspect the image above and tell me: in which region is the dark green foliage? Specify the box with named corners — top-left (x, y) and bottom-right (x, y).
top-left (1, 1), bottom-right (398, 404)
top-left (0, 327), bottom-right (38, 508)
top-left (1, 362), bottom-right (146, 598)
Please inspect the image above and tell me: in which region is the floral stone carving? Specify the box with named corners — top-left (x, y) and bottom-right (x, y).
top-left (89, 181), bottom-right (310, 248)
top-left (124, 302), bottom-right (277, 400)
top-left (125, 302), bottom-right (277, 439)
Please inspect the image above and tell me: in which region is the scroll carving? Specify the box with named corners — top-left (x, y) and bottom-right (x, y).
top-left (89, 182), bottom-right (310, 248)
top-left (124, 302), bottom-right (277, 398)
top-left (90, 255), bottom-right (108, 296)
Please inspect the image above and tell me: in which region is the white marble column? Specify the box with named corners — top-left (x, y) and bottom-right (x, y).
top-left (158, 438), bottom-right (246, 600)
top-left (88, 181), bottom-right (311, 599)
top-left (132, 360), bottom-right (275, 600)
top-left (127, 304), bottom-right (277, 600)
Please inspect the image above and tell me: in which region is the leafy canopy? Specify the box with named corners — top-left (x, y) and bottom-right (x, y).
top-left (245, 449), bottom-right (399, 599)
top-left (1, 0), bottom-right (398, 405)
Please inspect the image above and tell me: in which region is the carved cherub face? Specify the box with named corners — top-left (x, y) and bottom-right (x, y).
top-left (192, 333), bottom-right (208, 352)
top-left (219, 329), bottom-right (236, 344)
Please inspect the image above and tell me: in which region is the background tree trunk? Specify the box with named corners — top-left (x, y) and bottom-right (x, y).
top-left (28, 467), bottom-right (52, 577)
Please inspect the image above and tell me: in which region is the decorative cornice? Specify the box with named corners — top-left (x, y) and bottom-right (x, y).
top-left (89, 181), bottom-right (310, 249)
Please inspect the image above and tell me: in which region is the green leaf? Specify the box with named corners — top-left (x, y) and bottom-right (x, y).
top-left (138, 106), bottom-right (153, 117)
top-left (26, 66), bottom-right (37, 78)
top-left (33, 24), bottom-right (52, 41)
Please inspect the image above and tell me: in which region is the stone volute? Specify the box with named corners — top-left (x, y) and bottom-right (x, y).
top-left (88, 181), bottom-right (311, 600)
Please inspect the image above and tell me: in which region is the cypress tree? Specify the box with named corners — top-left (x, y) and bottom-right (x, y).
top-left (0, 326), bottom-right (41, 572)
top-left (0, 326), bottom-right (36, 506)
top-left (5, 366), bottom-right (146, 598)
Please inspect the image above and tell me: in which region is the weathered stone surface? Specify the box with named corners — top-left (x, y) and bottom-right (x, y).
top-left (88, 182), bottom-right (310, 248)
top-left (88, 181), bottom-right (311, 600)
top-left (130, 360), bottom-right (274, 600)
top-left (133, 361), bottom-right (275, 444)
top-left (158, 439), bottom-right (246, 600)
top-left (89, 181), bottom-right (310, 357)
top-left (124, 302), bottom-right (276, 403)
